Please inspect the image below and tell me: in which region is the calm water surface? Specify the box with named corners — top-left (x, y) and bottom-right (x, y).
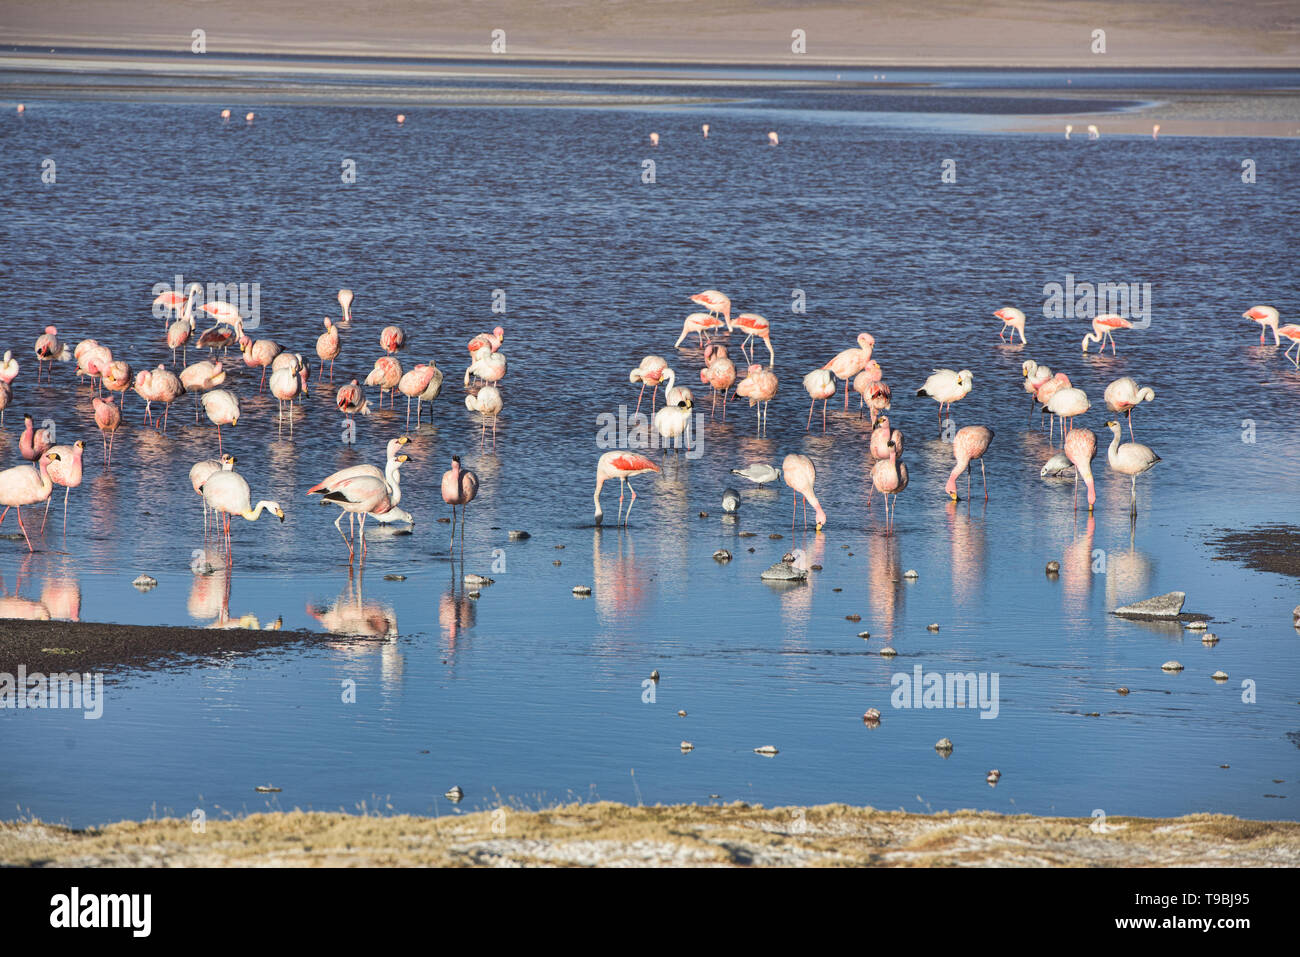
top-left (1, 67), bottom-right (1298, 827)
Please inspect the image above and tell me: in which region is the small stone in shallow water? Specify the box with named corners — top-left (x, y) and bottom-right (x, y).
top-left (554, 544), bottom-right (565, 550)
top-left (445, 785), bottom-right (463, 802)
top-left (1085, 712), bottom-right (1100, 717)
top-left (769, 533), bottom-right (783, 540)
top-left (437, 517), bottom-right (450, 523)
top-left (810, 564), bottom-right (822, 570)
top-left (846, 552), bottom-right (854, 557)
top-left (552, 560), bottom-right (562, 566)
top-left (846, 614), bottom-right (861, 622)
top-left (753, 745), bottom-right (779, 755)
top-left (904, 569), bottom-right (919, 580)
top-left (1185, 621), bottom-right (1209, 631)
top-left (255, 784), bottom-right (282, 793)
top-left (1161, 660), bottom-right (1184, 672)
top-left (832, 587), bottom-right (842, 592)
top-left (508, 530), bottom-right (531, 540)
top-left (383, 574), bottom-right (406, 581)
top-left (1201, 633), bottom-right (1219, 645)
top-left (760, 561), bottom-right (807, 582)
top-left (464, 574), bottom-right (494, 586)
top-left (680, 741), bottom-right (694, 752)
top-left (132, 575), bottom-right (158, 592)
top-left (1212, 670), bottom-right (1229, 681)
top-left (1117, 687), bottom-right (1130, 695)
top-left (935, 738), bottom-right (953, 752)
top-left (880, 646), bottom-right (898, 657)
top-left (1113, 591), bottom-right (1186, 620)
top-left (572, 585), bottom-right (592, 597)
top-left (926, 623), bottom-right (940, 632)
top-left (738, 531), bottom-right (756, 538)
top-left (858, 631), bottom-right (871, 639)
top-left (699, 511), bottom-right (709, 518)
top-left (650, 669), bottom-right (660, 682)
top-left (1046, 560), bottom-right (1060, 574)
top-left (713, 549), bottom-right (732, 562)
top-left (747, 547), bottom-right (756, 553)
top-left (677, 710), bottom-right (686, 717)
top-left (863, 708), bottom-right (881, 725)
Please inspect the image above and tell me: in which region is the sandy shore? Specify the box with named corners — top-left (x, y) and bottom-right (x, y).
top-left (5, 0), bottom-right (1300, 66)
top-left (4, 801), bottom-right (1298, 866)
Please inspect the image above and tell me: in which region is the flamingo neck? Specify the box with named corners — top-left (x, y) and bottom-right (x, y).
top-left (593, 474), bottom-right (605, 525)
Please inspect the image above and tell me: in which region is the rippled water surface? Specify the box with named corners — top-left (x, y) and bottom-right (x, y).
top-left (1, 66), bottom-right (1298, 827)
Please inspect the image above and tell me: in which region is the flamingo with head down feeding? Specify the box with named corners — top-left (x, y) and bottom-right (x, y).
top-left (1063, 428), bottom-right (1097, 512)
top-left (628, 355), bottom-right (668, 418)
top-left (676, 312), bottom-right (726, 349)
top-left (689, 290), bottom-right (731, 328)
top-left (994, 307), bottom-right (1027, 344)
top-left (729, 312), bottom-right (776, 367)
top-left (593, 450), bottom-right (659, 527)
top-left (781, 453), bottom-right (826, 531)
top-left (199, 467), bottom-right (285, 560)
top-left (1243, 306), bottom-right (1280, 346)
top-left (946, 426), bottom-right (994, 501)
top-left (1082, 314), bottom-right (1132, 354)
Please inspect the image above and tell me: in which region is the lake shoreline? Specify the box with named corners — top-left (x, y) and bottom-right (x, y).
top-left (4, 801), bottom-right (1298, 866)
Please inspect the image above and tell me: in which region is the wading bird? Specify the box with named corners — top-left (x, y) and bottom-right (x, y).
top-left (946, 426), bottom-right (994, 501)
top-left (994, 307), bottom-right (1027, 344)
top-left (1063, 428), bottom-right (1098, 512)
top-left (1082, 314), bottom-right (1132, 354)
top-left (593, 450), bottom-right (659, 527)
top-left (442, 455), bottom-right (480, 549)
top-left (823, 333), bottom-right (875, 410)
top-left (781, 453), bottom-right (826, 531)
top-left (1103, 377), bottom-right (1156, 438)
top-left (734, 363), bottom-right (778, 433)
top-left (916, 369), bottom-right (973, 423)
top-left (1105, 419), bottom-right (1160, 515)
top-left (0, 450), bottom-right (57, 551)
top-left (1243, 305), bottom-right (1280, 346)
top-left (199, 467), bottom-right (285, 559)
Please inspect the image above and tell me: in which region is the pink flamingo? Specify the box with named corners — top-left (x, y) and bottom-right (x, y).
top-left (196, 303), bottom-right (243, 357)
top-left (75, 340), bottom-right (112, 393)
top-left (993, 307), bottom-right (1027, 344)
top-left (152, 288), bottom-right (188, 328)
top-left (269, 364), bottom-right (308, 435)
top-left (316, 317), bottom-right (341, 382)
top-left (864, 380), bottom-right (891, 427)
top-left (201, 389), bottom-right (240, 453)
top-left (0, 350), bottom-right (18, 385)
top-left (1063, 428), bottom-right (1098, 512)
top-left (1243, 306), bottom-right (1280, 346)
top-left (689, 290), bottom-right (731, 327)
top-left (20, 415), bottom-right (53, 462)
top-left (676, 312), bottom-right (726, 349)
top-left (946, 425), bottom-right (994, 501)
top-left (823, 333), bottom-right (875, 410)
top-left (399, 363), bottom-right (439, 429)
top-left (1046, 386), bottom-right (1090, 442)
top-left (180, 359), bottom-right (226, 421)
top-left (102, 360), bottom-right (131, 411)
top-left (42, 440), bottom-right (83, 533)
top-left (199, 468), bottom-right (284, 561)
top-left (729, 312), bottom-right (776, 367)
top-left (1280, 324), bottom-right (1300, 368)
top-left (167, 312), bottom-right (194, 366)
top-left (0, 450), bottom-right (57, 551)
top-left (366, 356), bottom-right (403, 410)
top-left (336, 379), bottom-right (371, 419)
top-left (338, 289), bottom-right (354, 325)
top-left (417, 361), bottom-right (444, 423)
top-left (191, 453), bottom-right (235, 537)
top-left (869, 414), bottom-right (902, 460)
top-left (699, 344), bottom-right (736, 419)
top-left (1082, 314), bottom-right (1133, 354)
top-left (734, 363), bottom-right (778, 433)
top-left (239, 335), bottom-right (283, 391)
top-left (92, 396), bottom-right (121, 465)
top-left (468, 327), bottom-right (505, 355)
top-left (781, 453), bottom-right (826, 531)
top-left (441, 455), bottom-right (480, 549)
top-left (802, 368), bottom-right (835, 432)
top-left (593, 450), bottom-right (660, 527)
top-left (629, 355), bottom-right (669, 417)
top-left (1033, 372), bottom-right (1071, 438)
top-left (851, 360), bottom-right (882, 414)
top-left (1022, 360), bottom-right (1051, 422)
top-left (870, 439), bottom-right (908, 530)
top-left (136, 365), bottom-right (184, 431)
top-left (33, 325), bottom-right (71, 382)
top-left (380, 326), bottom-right (407, 355)
top-left (1104, 377), bottom-right (1155, 438)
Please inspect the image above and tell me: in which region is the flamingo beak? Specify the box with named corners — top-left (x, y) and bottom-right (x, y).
top-left (949, 492), bottom-right (958, 501)
top-left (815, 521), bottom-right (825, 531)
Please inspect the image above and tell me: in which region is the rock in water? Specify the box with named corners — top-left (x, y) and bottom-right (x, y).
top-left (713, 549), bottom-right (732, 563)
top-left (445, 785), bottom-right (464, 802)
top-left (753, 745), bottom-right (779, 755)
top-left (1113, 591), bottom-right (1186, 619)
top-left (132, 575), bottom-right (158, 592)
top-left (508, 530), bottom-right (531, 540)
top-left (761, 561), bottom-right (808, 582)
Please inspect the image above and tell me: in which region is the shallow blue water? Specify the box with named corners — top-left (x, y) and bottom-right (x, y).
top-left (0, 66), bottom-right (1298, 827)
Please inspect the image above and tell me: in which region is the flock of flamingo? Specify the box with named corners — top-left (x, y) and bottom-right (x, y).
top-left (0, 278), bottom-right (1292, 562)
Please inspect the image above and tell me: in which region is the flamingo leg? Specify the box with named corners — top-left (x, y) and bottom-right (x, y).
top-left (981, 459), bottom-right (988, 501)
top-left (62, 485), bottom-right (69, 534)
top-left (822, 399), bottom-right (827, 433)
top-left (625, 479), bottom-right (637, 525)
top-left (16, 506), bottom-right (32, 552)
top-left (807, 400), bottom-right (814, 431)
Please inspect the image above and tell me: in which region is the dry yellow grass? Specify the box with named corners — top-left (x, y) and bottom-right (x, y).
top-left (4, 802), bottom-right (1298, 867)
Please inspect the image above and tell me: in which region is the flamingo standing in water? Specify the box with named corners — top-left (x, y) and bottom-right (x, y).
top-left (1082, 314), bottom-right (1133, 354)
top-left (180, 359), bottom-right (227, 420)
top-left (1105, 420), bottom-right (1161, 515)
top-left (676, 312), bottom-right (727, 349)
top-left (338, 289), bottom-right (354, 325)
top-left (168, 310), bottom-right (194, 366)
top-left (994, 307), bottom-right (1027, 344)
top-left (42, 439), bottom-right (83, 533)
top-left (399, 363), bottom-right (439, 429)
top-left (336, 379), bottom-right (371, 419)
top-left (441, 455), bottom-right (480, 549)
top-left (871, 439), bottom-right (908, 530)
top-left (1063, 428), bottom-right (1098, 512)
top-left (201, 389), bottom-right (240, 452)
top-left (823, 333), bottom-right (875, 410)
top-left (468, 327), bottom-right (505, 356)
top-left (699, 344), bottom-right (736, 419)
top-left (366, 356), bottom-right (403, 409)
top-left (380, 326), bottom-right (407, 355)
top-left (734, 363), bottom-right (778, 433)
top-left (102, 360), bottom-right (131, 411)
top-left (92, 396), bottom-right (121, 465)
top-left (191, 453), bottom-right (236, 537)
top-left (916, 369), bottom-right (973, 423)
top-left (316, 318), bottom-right (341, 382)
top-left (689, 290), bottom-right (731, 327)
top-left (239, 335), bottom-right (283, 391)
top-left (464, 350), bottom-right (506, 392)
top-left (629, 356), bottom-right (669, 417)
top-left (593, 450), bottom-right (660, 527)
top-left (136, 365), bottom-right (185, 431)
top-left (269, 364), bottom-right (309, 434)
top-left (946, 425), bottom-right (994, 501)
top-left (316, 456), bottom-right (410, 560)
top-left (781, 453), bottom-right (826, 531)
top-left (199, 467), bottom-right (285, 560)
top-left (1243, 306), bottom-right (1280, 346)
top-left (465, 385), bottom-right (503, 450)
top-left (33, 325), bottom-right (71, 382)
top-left (1034, 372), bottom-right (1071, 438)
top-left (1279, 323), bottom-right (1300, 368)
top-left (869, 415), bottom-right (902, 460)
top-left (196, 301), bottom-right (244, 356)
top-left (1046, 386), bottom-right (1090, 441)
top-left (729, 313), bottom-right (776, 367)
top-left (851, 359), bottom-right (882, 412)
top-left (1104, 377), bottom-right (1155, 438)
top-left (0, 350), bottom-right (18, 385)
top-left (0, 450), bottom-right (57, 551)
top-left (417, 360), bottom-right (444, 423)
top-left (20, 415), bottom-right (53, 462)
top-left (802, 368), bottom-right (835, 432)
top-left (1022, 360), bottom-right (1051, 422)
top-left (864, 380), bottom-right (891, 427)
